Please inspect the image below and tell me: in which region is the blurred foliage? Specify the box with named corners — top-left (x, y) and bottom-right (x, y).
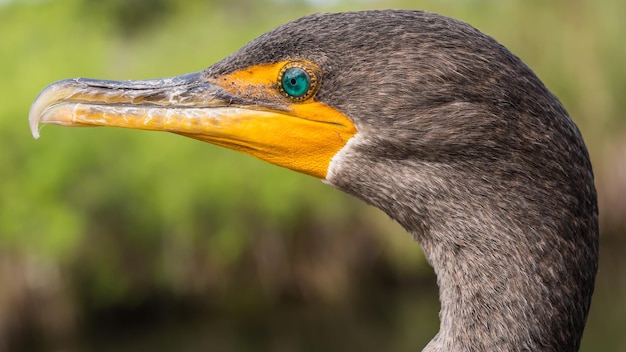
top-left (0, 0), bottom-right (625, 351)
top-left (79, 0), bottom-right (172, 36)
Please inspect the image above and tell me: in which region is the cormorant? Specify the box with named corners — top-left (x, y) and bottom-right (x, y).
top-left (29, 10), bottom-right (598, 352)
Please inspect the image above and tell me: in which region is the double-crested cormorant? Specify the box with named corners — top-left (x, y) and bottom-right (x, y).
top-left (29, 10), bottom-right (598, 351)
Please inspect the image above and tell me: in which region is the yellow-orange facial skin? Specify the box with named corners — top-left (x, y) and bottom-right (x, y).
top-left (29, 61), bottom-right (357, 179)
top-left (198, 61), bottom-right (355, 178)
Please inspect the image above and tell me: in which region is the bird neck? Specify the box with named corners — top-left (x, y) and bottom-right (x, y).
top-left (417, 218), bottom-right (553, 351)
top-left (419, 228), bottom-right (547, 352)
top-left (327, 148), bottom-right (595, 351)
top-left (396, 204), bottom-right (588, 352)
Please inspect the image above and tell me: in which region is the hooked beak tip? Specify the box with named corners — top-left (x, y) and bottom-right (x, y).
top-left (29, 93), bottom-right (45, 139)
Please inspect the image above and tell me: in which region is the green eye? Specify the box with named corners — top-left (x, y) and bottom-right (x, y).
top-left (281, 67), bottom-right (310, 98)
top-left (278, 61), bottom-right (320, 101)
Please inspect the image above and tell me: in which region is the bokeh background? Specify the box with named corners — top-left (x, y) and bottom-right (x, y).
top-left (1, 0), bottom-right (624, 351)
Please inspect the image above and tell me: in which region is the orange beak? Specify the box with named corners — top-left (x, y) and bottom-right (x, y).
top-left (29, 68), bottom-right (356, 179)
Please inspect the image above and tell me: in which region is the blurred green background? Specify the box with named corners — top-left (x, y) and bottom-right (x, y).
top-left (1, 0), bottom-right (625, 351)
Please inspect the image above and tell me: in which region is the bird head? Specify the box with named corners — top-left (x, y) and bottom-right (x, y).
top-left (29, 12), bottom-right (519, 177)
top-left (30, 11), bottom-right (590, 229)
